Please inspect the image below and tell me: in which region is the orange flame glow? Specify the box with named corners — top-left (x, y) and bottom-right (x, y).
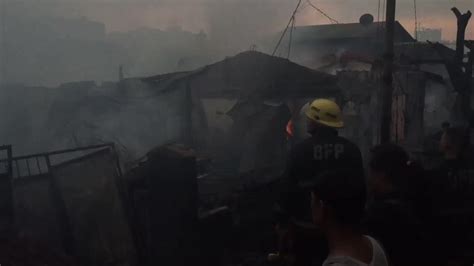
top-left (286, 119), bottom-right (294, 138)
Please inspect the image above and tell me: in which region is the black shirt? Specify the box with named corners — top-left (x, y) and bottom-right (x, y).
top-left (277, 131), bottom-right (364, 222)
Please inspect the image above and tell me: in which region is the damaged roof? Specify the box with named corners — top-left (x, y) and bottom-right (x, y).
top-left (395, 42), bottom-right (455, 63)
top-left (142, 51), bottom-right (340, 98)
top-left (292, 21), bottom-right (415, 43)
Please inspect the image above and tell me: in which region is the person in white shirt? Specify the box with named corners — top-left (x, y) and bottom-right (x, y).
top-left (303, 170), bottom-right (389, 266)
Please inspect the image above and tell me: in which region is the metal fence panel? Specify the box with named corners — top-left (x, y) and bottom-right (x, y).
top-left (13, 174), bottom-right (64, 249)
top-left (53, 148), bottom-right (136, 266)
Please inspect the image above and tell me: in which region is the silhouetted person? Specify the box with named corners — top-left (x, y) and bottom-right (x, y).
top-left (305, 170), bottom-right (388, 266)
top-left (273, 99), bottom-right (363, 266)
top-left (426, 126), bottom-right (474, 264)
top-left (365, 144), bottom-right (428, 266)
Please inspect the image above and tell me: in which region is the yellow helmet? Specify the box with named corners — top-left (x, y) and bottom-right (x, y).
top-left (305, 99), bottom-right (344, 128)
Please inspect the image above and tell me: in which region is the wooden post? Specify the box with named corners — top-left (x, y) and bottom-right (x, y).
top-left (452, 8), bottom-right (472, 64)
top-left (380, 0), bottom-right (396, 143)
top-left (465, 41), bottom-right (473, 125)
top-left (451, 8), bottom-right (472, 123)
top-left (1, 0), bottom-right (6, 85)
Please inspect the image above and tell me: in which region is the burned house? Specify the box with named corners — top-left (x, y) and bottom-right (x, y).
top-left (0, 51), bottom-right (344, 266)
top-left (277, 17), bottom-right (415, 72)
top-left (276, 16), bottom-right (468, 158)
top-left (332, 42), bottom-right (460, 158)
top-left (130, 51), bottom-right (340, 175)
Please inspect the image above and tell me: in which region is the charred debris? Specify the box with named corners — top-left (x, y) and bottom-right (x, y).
top-left (0, 7), bottom-right (473, 266)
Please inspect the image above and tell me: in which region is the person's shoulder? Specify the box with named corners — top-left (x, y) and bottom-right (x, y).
top-left (366, 236), bottom-right (390, 266)
top-left (335, 136), bottom-right (359, 148)
top-left (332, 136), bottom-right (362, 159)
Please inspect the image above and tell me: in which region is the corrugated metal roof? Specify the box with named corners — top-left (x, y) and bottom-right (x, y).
top-left (395, 42), bottom-right (455, 62)
top-left (291, 21), bottom-right (414, 43)
top-left (140, 51), bottom-right (340, 97)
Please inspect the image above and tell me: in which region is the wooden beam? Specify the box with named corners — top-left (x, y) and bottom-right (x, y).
top-left (452, 7), bottom-right (472, 64)
top-left (381, 0), bottom-right (397, 143)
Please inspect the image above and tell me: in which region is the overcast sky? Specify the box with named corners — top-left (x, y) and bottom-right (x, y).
top-left (3, 0), bottom-right (474, 40)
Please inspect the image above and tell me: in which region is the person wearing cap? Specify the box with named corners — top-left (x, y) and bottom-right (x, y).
top-left (272, 99), bottom-right (364, 266)
top-left (305, 170), bottom-right (389, 266)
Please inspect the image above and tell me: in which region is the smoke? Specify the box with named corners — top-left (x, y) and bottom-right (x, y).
top-left (0, 0), bottom-right (472, 157)
top-left (205, 1), bottom-right (293, 53)
top-left (1, 0), bottom-right (473, 86)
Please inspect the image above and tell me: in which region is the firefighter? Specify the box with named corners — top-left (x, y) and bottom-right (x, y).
top-left (272, 99), bottom-right (364, 266)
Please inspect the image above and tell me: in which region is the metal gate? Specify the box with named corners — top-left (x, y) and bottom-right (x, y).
top-left (5, 144), bottom-right (136, 265)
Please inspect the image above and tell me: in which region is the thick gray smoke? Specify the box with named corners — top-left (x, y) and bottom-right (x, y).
top-left (1, 0), bottom-right (471, 86)
top-left (0, 0), bottom-right (295, 86)
top-left (0, 0), bottom-right (472, 158)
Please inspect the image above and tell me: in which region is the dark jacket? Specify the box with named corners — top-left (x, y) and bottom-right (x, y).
top-left (277, 131), bottom-right (364, 223)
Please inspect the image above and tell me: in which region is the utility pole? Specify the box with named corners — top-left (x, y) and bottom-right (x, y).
top-left (1, 0), bottom-right (6, 85)
top-left (380, 0), bottom-right (396, 143)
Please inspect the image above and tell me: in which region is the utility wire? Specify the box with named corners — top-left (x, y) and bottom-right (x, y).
top-left (288, 15), bottom-right (296, 59)
top-left (306, 0), bottom-right (339, 24)
top-left (272, 0), bottom-right (302, 56)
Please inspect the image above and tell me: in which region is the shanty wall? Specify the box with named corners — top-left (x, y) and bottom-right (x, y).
top-left (392, 71), bottom-right (426, 150)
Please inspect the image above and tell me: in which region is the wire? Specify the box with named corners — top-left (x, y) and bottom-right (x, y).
top-left (306, 0), bottom-right (339, 24)
top-left (288, 16), bottom-right (296, 59)
top-left (272, 0), bottom-right (302, 56)
top-left (296, 1), bottom-right (308, 13)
